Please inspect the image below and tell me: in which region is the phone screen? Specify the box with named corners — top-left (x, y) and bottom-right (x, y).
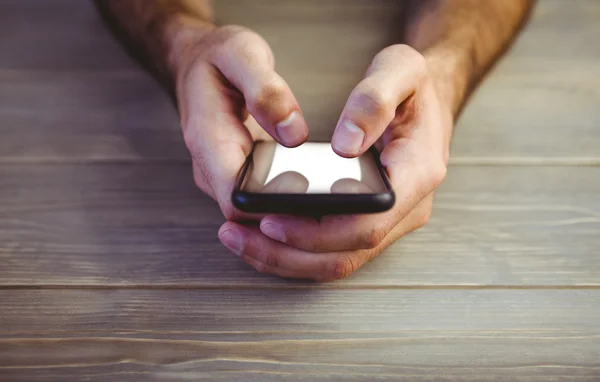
top-left (241, 142), bottom-right (389, 194)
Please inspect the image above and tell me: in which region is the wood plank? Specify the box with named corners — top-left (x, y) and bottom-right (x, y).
top-left (0, 0), bottom-right (184, 161)
top-left (0, 0), bottom-right (138, 71)
top-left (5, 370), bottom-right (599, 382)
top-left (1, 290), bottom-right (599, 381)
top-left (1, 164), bottom-right (599, 287)
top-left (0, 70), bottom-right (184, 161)
top-left (1, 0), bottom-right (599, 161)
top-left (453, 0), bottom-right (600, 160)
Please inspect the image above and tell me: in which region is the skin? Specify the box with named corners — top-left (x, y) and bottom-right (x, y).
top-left (96, 0), bottom-right (535, 281)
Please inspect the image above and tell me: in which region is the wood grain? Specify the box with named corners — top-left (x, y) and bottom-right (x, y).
top-left (0, 0), bottom-right (183, 162)
top-left (2, 1), bottom-right (600, 381)
top-left (1, 164), bottom-right (599, 287)
top-left (1, 0), bottom-right (599, 161)
top-left (0, 290), bottom-right (599, 381)
top-left (453, 0), bottom-right (600, 160)
top-left (0, 0), bottom-right (138, 71)
top-left (0, 70), bottom-right (183, 162)
top-left (3, 334), bottom-right (599, 382)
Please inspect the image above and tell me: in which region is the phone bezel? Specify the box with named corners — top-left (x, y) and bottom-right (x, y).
top-left (231, 142), bottom-right (395, 215)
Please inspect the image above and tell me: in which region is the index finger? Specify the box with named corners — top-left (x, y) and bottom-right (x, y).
top-left (181, 63), bottom-right (267, 222)
top-left (210, 27), bottom-right (309, 147)
top-left (259, 192), bottom-right (435, 253)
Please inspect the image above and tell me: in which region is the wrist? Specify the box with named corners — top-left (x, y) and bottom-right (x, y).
top-left (163, 15), bottom-right (215, 80)
top-left (422, 44), bottom-right (470, 119)
top-left (421, 46), bottom-right (464, 163)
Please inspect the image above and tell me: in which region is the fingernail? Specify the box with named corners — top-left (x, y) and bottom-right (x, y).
top-left (276, 111), bottom-right (306, 146)
top-left (261, 222), bottom-right (286, 243)
top-left (219, 229), bottom-right (243, 256)
top-left (332, 121), bottom-right (365, 155)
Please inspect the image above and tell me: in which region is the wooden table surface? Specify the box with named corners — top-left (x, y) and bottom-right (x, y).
top-left (1, 0), bottom-right (599, 380)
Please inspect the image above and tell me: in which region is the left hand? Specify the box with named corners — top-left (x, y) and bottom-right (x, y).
top-left (218, 44), bottom-right (454, 281)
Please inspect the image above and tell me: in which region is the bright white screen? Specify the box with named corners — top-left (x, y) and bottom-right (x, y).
top-left (242, 142), bottom-right (387, 194)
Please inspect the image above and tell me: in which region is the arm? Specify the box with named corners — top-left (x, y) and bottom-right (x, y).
top-left (93, 0), bottom-right (215, 88)
top-left (405, 0), bottom-right (536, 117)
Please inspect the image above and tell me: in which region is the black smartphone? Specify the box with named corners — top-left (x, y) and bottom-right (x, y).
top-left (232, 141), bottom-right (395, 215)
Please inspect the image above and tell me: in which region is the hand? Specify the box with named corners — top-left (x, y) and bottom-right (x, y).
top-left (219, 45), bottom-right (453, 281)
top-left (175, 25), bottom-right (309, 220)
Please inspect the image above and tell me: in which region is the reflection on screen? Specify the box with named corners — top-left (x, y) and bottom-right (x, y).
top-left (242, 142), bottom-right (388, 194)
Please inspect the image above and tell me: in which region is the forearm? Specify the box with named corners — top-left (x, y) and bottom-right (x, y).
top-left (405, 0), bottom-right (535, 118)
top-left (94, 0), bottom-right (215, 87)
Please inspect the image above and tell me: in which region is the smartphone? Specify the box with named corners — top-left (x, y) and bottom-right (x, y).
top-left (232, 141), bottom-right (395, 215)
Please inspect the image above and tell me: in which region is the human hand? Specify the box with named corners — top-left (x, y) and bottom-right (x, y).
top-left (219, 44), bottom-right (453, 281)
top-left (175, 25), bottom-right (308, 220)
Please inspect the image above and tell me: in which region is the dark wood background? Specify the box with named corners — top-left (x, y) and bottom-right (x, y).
top-left (1, 0), bottom-right (599, 380)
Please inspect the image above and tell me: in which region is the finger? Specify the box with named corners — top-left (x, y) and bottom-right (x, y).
top-left (219, 211), bottom-right (431, 282)
top-left (260, 192), bottom-right (434, 253)
top-left (260, 128), bottom-right (442, 252)
top-left (218, 222), bottom-right (351, 281)
top-left (281, 124), bottom-right (444, 251)
top-left (261, 171), bottom-right (309, 193)
top-left (180, 63), bottom-right (261, 222)
top-left (260, 214), bottom-right (392, 253)
top-left (211, 29), bottom-right (308, 147)
top-left (331, 44), bottom-right (428, 157)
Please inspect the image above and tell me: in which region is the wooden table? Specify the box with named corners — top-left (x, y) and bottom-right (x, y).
top-left (1, 0), bottom-right (599, 380)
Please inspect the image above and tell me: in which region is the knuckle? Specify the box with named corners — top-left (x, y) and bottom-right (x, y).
top-left (330, 254), bottom-right (357, 281)
top-left (415, 209), bottom-right (432, 230)
top-left (406, 45), bottom-right (427, 67)
top-left (387, 44), bottom-right (426, 64)
top-left (248, 77), bottom-right (287, 113)
top-left (217, 26), bottom-right (255, 51)
top-left (429, 161), bottom-right (448, 190)
top-left (406, 49), bottom-right (428, 81)
top-left (351, 84), bottom-right (392, 119)
top-left (359, 224), bottom-right (387, 249)
top-left (377, 44), bottom-right (428, 80)
top-left (263, 252), bottom-right (281, 268)
top-left (214, 27), bottom-right (274, 66)
top-left (247, 255), bottom-right (282, 277)
top-left (375, 43), bottom-right (408, 60)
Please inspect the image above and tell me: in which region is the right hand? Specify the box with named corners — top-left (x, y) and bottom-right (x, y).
top-left (174, 26), bottom-right (309, 220)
